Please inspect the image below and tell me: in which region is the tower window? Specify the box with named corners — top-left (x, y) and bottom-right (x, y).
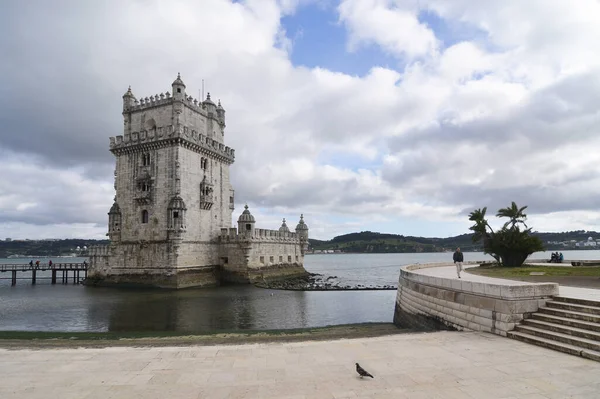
top-left (173, 211), bottom-right (179, 219)
top-left (246, 224), bottom-right (251, 231)
top-left (229, 196), bottom-right (234, 204)
top-left (141, 210), bottom-right (149, 224)
top-left (279, 256), bottom-right (283, 262)
top-left (260, 256), bottom-right (264, 264)
top-left (177, 88), bottom-right (181, 93)
top-left (142, 153), bottom-right (150, 166)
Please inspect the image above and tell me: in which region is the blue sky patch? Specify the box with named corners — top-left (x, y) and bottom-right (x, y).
top-left (281, 3), bottom-right (400, 77)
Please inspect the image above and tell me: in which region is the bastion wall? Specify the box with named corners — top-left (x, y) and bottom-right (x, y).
top-left (219, 227), bottom-right (308, 283)
top-left (394, 262), bottom-right (559, 336)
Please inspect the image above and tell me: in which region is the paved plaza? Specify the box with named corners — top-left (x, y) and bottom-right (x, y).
top-left (1, 331), bottom-right (599, 399)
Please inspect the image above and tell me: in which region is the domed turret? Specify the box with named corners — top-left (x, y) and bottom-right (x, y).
top-left (237, 204), bottom-right (256, 236)
top-left (216, 99), bottom-right (226, 126)
top-left (172, 72), bottom-right (186, 100)
top-left (122, 86), bottom-right (136, 110)
top-left (295, 214), bottom-right (308, 232)
top-left (168, 195), bottom-right (187, 233)
top-left (107, 201), bottom-right (122, 241)
top-left (279, 218), bottom-right (290, 233)
top-left (203, 92), bottom-right (216, 114)
top-left (295, 214), bottom-right (309, 254)
top-left (109, 202), bottom-right (121, 215)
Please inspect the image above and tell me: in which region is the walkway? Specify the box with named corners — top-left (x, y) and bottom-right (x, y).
top-left (418, 264), bottom-right (600, 301)
top-left (1, 331), bottom-right (599, 399)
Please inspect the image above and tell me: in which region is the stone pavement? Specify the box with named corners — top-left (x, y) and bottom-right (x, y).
top-left (1, 331), bottom-right (599, 399)
top-left (419, 263), bottom-right (600, 301)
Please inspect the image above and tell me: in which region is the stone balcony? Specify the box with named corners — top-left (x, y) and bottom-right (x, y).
top-left (200, 195), bottom-right (213, 210)
top-left (135, 191), bottom-right (153, 205)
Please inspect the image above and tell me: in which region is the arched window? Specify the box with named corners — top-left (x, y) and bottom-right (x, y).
top-left (141, 210), bottom-right (149, 224)
top-left (142, 153), bottom-right (151, 166)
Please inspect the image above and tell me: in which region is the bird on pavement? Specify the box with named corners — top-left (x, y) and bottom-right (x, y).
top-left (355, 363), bottom-right (374, 378)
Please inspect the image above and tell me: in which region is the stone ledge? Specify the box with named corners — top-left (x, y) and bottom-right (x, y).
top-left (394, 262), bottom-right (558, 336)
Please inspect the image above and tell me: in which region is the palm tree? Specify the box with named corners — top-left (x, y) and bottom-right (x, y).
top-left (496, 201), bottom-right (528, 230)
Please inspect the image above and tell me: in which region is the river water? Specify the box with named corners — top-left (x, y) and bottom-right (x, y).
top-left (0, 250), bottom-right (598, 333)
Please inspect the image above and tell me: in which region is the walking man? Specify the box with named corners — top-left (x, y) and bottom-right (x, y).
top-left (453, 247), bottom-right (464, 278)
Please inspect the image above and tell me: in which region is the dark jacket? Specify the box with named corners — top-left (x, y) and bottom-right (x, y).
top-left (453, 251), bottom-right (464, 262)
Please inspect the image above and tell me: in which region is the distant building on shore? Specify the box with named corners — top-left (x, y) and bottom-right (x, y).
top-left (88, 74), bottom-right (309, 289)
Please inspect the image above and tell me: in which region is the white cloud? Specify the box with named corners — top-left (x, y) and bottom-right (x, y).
top-left (1, 0), bottom-right (600, 241)
top-left (337, 0), bottom-right (438, 58)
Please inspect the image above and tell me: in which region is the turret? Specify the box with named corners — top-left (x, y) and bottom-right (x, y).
top-left (216, 100), bottom-right (226, 127)
top-left (237, 205), bottom-right (255, 237)
top-left (295, 214), bottom-right (309, 253)
top-left (279, 218), bottom-right (290, 233)
top-left (203, 92), bottom-right (216, 115)
top-left (172, 72), bottom-right (186, 101)
top-left (122, 86), bottom-right (136, 111)
top-left (167, 195), bottom-right (187, 238)
top-left (107, 201), bottom-right (122, 242)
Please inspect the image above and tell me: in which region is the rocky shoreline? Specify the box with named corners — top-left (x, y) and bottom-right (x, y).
top-left (254, 273), bottom-right (397, 291)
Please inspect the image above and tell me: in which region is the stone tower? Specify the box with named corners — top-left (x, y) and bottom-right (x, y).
top-left (89, 74), bottom-right (236, 288)
top-left (88, 74), bottom-right (309, 289)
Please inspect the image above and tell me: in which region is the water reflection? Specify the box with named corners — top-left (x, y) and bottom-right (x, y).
top-left (0, 282), bottom-right (394, 333)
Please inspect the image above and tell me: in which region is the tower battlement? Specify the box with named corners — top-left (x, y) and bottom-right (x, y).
top-left (220, 227), bottom-right (300, 243)
top-left (124, 91), bottom-right (224, 123)
top-left (109, 125), bottom-right (235, 163)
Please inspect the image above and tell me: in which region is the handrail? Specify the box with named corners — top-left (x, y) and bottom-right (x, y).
top-left (0, 263), bottom-right (88, 272)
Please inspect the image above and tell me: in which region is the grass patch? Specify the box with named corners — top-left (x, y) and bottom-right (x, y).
top-left (467, 265), bottom-right (600, 278)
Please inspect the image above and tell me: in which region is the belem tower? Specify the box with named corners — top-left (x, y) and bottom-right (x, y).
top-left (87, 74), bottom-right (309, 289)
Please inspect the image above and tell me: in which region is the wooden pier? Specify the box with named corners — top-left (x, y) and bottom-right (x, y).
top-left (0, 263), bottom-right (88, 286)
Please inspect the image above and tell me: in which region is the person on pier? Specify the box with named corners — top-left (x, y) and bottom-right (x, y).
top-left (453, 247), bottom-right (464, 278)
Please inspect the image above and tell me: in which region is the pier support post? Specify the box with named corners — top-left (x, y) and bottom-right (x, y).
top-left (51, 270), bottom-right (56, 284)
top-left (32, 270), bottom-right (36, 285)
top-left (62, 270), bottom-right (66, 284)
top-left (76, 270), bottom-right (80, 284)
top-left (11, 270), bottom-right (16, 286)
top-left (73, 271), bottom-right (76, 284)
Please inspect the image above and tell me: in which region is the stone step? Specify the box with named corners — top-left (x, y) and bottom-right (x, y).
top-left (552, 296), bottom-right (600, 308)
top-left (508, 331), bottom-right (600, 362)
top-left (539, 307), bottom-right (600, 324)
top-left (532, 313), bottom-right (600, 333)
top-left (514, 325), bottom-right (600, 352)
top-left (546, 300), bottom-right (600, 316)
top-left (523, 319), bottom-right (600, 342)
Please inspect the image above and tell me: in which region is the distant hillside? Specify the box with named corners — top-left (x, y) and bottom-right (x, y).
top-left (308, 230), bottom-right (600, 254)
top-left (308, 231), bottom-right (477, 253)
top-left (0, 239), bottom-right (108, 258)
top-left (1, 229), bottom-right (598, 257)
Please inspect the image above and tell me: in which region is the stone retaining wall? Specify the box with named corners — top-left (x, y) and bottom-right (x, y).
top-left (394, 263), bottom-right (559, 336)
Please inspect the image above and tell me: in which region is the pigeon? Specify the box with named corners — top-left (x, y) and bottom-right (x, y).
top-left (355, 363), bottom-right (374, 378)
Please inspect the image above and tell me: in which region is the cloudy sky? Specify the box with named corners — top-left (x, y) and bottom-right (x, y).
top-left (1, 0), bottom-right (600, 241)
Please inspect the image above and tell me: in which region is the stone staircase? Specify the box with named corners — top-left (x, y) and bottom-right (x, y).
top-left (508, 296), bottom-right (600, 362)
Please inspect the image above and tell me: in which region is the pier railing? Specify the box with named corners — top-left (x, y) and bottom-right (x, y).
top-left (0, 263), bottom-right (88, 286)
top-left (0, 263), bottom-right (88, 272)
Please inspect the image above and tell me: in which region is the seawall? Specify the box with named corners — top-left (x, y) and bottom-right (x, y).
top-left (394, 262), bottom-right (559, 336)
